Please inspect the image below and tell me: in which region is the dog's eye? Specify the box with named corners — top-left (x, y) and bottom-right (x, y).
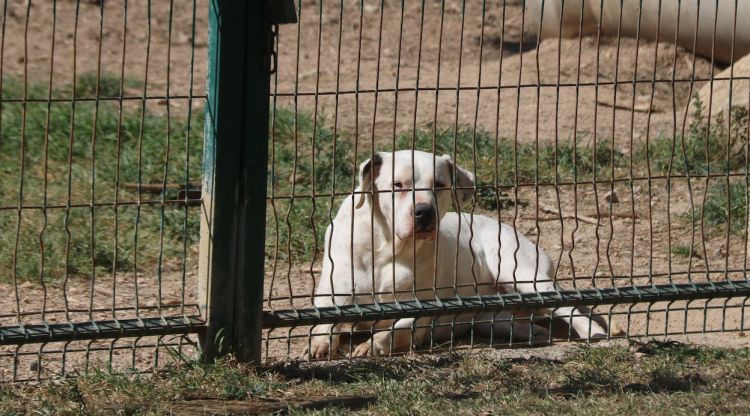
top-left (393, 182), bottom-right (403, 189)
top-left (435, 181), bottom-right (446, 189)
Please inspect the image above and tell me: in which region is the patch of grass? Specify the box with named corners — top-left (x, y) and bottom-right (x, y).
top-left (542, 139), bottom-right (625, 181)
top-left (395, 125), bottom-right (624, 188)
top-left (648, 364), bottom-right (702, 393)
top-left (696, 179), bottom-right (748, 235)
top-left (73, 72), bottom-right (143, 98)
top-left (0, 72), bottom-right (144, 101)
top-left (3, 343), bottom-right (749, 415)
top-left (639, 97), bottom-right (749, 175)
top-left (270, 106), bottom-right (750, 263)
top-left (0, 75), bottom-right (202, 281)
top-left (4, 80), bottom-right (743, 273)
top-left (642, 98), bottom-right (750, 236)
top-left (670, 244), bottom-right (694, 258)
top-left (266, 108), bottom-right (355, 263)
top-left (629, 339), bottom-right (745, 363)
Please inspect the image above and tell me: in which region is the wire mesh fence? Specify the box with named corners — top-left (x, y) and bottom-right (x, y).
top-left (0, 0), bottom-right (206, 382)
top-left (262, 0), bottom-right (750, 362)
top-left (2, 0), bottom-right (750, 381)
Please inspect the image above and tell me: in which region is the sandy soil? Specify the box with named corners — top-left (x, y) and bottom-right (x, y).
top-left (1, 0), bottom-right (748, 379)
top-left (272, 0), bottom-right (716, 146)
top-left (0, 0), bottom-right (208, 107)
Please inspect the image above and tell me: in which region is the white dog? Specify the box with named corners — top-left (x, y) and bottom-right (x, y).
top-left (308, 150), bottom-right (607, 358)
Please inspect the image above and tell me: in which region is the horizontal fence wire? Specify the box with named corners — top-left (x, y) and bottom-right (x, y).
top-left (0, 316), bottom-right (204, 345)
top-left (1, 335), bottom-right (199, 383)
top-left (0, 0), bottom-right (207, 381)
top-left (264, 281), bottom-right (750, 327)
top-left (263, 0), bottom-right (750, 362)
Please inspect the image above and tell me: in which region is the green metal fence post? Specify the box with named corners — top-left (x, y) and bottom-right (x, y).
top-left (198, 0), bottom-right (271, 363)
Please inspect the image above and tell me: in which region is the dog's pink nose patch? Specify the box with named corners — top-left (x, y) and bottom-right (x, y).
top-left (414, 230), bottom-right (436, 240)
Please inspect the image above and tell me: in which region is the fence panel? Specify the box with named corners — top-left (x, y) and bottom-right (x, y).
top-left (262, 0), bottom-right (750, 362)
top-left (0, 0), bottom-right (209, 382)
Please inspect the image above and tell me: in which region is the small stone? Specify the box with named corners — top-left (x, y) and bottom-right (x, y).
top-left (604, 190), bottom-right (619, 204)
top-left (610, 324), bottom-right (626, 336)
top-left (176, 33), bottom-right (191, 45)
top-left (715, 246), bottom-right (727, 257)
top-left (29, 361), bottom-right (39, 372)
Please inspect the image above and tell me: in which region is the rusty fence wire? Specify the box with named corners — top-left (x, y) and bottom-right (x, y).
top-left (262, 0), bottom-right (750, 362)
top-left (0, 0), bottom-right (206, 382)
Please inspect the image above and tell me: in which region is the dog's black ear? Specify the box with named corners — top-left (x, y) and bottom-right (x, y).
top-left (356, 153), bottom-right (383, 208)
top-left (442, 155), bottom-right (475, 209)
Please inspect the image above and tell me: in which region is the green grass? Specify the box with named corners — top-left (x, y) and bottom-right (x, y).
top-left (638, 97), bottom-right (749, 176)
top-left (695, 179), bottom-right (749, 235)
top-left (2, 77), bottom-right (747, 278)
top-left (72, 72), bottom-right (144, 98)
top-left (670, 244), bottom-right (695, 258)
top-left (266, 108), bottom-right (355, 264)
top-left (2, 342), bottom-right (749, 414)
top-left (0, 75), bottom-right (202, 282)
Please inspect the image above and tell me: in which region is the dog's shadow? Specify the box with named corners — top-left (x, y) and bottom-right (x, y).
top-left (263, 352), bottom-right (463, 383)
top-left (331, 306), bottom-right (610, 354)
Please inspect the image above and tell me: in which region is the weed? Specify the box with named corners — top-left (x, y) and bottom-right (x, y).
top-left (670, 244), bottom-right (694, 258)
top-left (697, 179), bottom-right (748, 235)
top-left (640, 96), bottom-right (748, 175)
top-left (629, 339), bottom-right (736, 363)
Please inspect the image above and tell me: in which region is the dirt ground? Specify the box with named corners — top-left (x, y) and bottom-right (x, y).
top-left (272, 0), bottom-right (716, 146)
top-left (0, 0), bottom-right (207, 107)
top-left (1, 0), bottom-right (748, 381)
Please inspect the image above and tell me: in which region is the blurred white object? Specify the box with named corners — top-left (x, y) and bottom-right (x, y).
top-left (525, 0), bottom-right (750, 64)
top-left (694, 53), bottom-right (750, 117)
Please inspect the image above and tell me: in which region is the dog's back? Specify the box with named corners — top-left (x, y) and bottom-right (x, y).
top-left (431, 212), bottom-right (555, 298)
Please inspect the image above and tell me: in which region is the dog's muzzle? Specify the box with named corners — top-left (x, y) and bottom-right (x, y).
top-left (414, 203), bottom-right (436, 239)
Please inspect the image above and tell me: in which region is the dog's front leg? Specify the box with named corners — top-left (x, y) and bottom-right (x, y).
top-left (307, 293), bottom-right (352, 359)
top-left (350, 318), bottom-right (428, 357)
top-left (308, 323), bottom-right (341, 359)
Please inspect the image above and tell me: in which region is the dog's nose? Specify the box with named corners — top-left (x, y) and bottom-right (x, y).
top-left (414, 203), bottom-right (436, 230)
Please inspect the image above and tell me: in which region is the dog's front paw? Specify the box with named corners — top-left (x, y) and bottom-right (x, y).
top-left (306, 339), bottom-right (338, 360)
top-left (350, 340), bottom-right (385, 358)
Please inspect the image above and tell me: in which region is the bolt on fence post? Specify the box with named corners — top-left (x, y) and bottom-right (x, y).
top-left (198, 0), bottom-right (271, 363)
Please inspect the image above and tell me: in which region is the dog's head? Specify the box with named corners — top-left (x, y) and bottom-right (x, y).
top-left (355, 150), bottom-right (475, 241)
